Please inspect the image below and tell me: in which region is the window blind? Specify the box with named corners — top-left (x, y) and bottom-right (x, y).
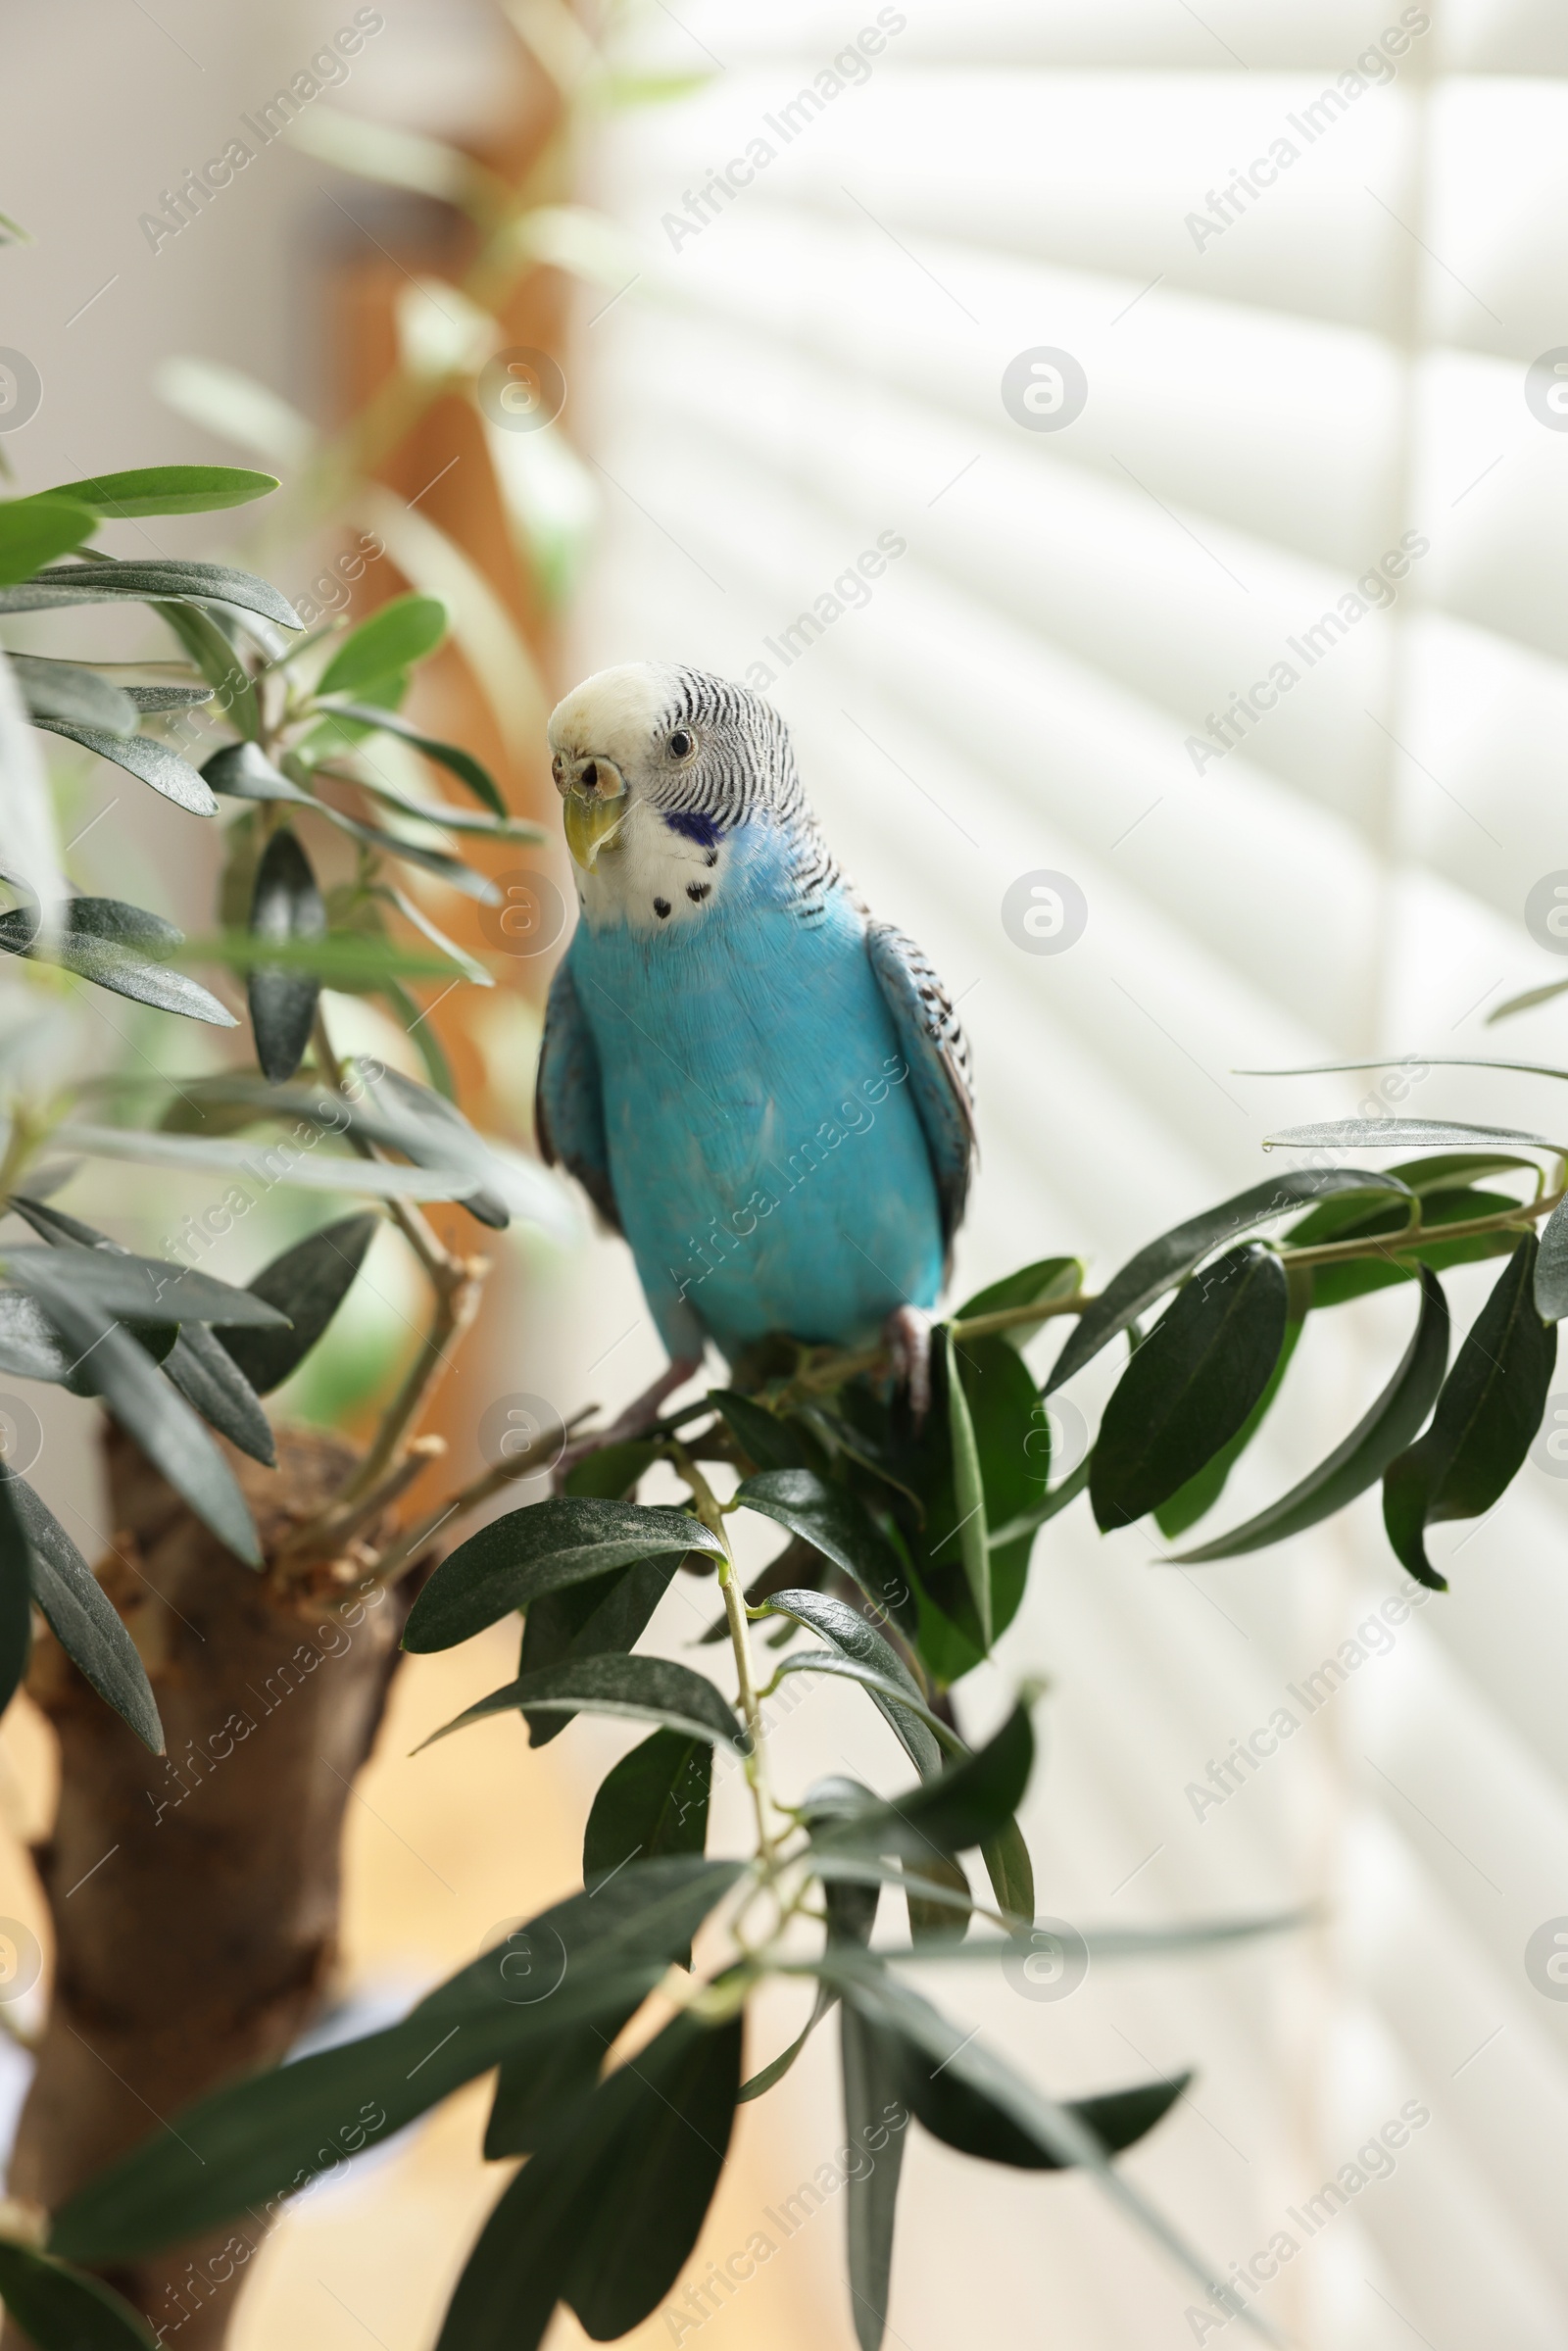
top-left (562, 4), bottom-right (1568, 2341)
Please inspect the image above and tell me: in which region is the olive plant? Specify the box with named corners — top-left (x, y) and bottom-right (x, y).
top-left (7, 419), bottom-right (1566, 2346)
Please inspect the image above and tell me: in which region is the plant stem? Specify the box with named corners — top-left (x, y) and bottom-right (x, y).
top-left (0, 1102), bottom-right (45, 1206)
top-left (285, 1008), bottom-right (488, 1544)
top-left (1275, 1186), bottom-right (1564, 1270)
top-left (365, 1407), bottom-right (598, 1589)
top-left (950, 1295), bottom-right (1093, 1342)
top-left (670, 1442), bottom-right (779, 1868)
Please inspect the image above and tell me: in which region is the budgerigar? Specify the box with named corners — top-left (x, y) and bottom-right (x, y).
top-left (536, 663), bottom-right (975, 1425)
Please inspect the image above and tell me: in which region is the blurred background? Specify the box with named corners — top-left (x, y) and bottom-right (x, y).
top-left (6, 1), bottom-right (1568, 2344)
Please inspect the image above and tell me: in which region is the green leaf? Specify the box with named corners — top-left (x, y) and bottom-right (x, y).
top-left (841, 2001), bottom-right (907, 2351)
top-left (436, 2011), bottom-right (743, 2351)
top-left (419, 1651), bottom-right (747, 1753)
top-left (403, 1497), bottom-right (722, 1652)
top-left (0, 2240), bottom-right (156, 2348)
top-left (1176, 1269), bottom-right (1449, 1562)
top-left (52, 1118), bottom-right (469, 1203)
top-left (53, 1856), bottom-right (744, 2263)
top-left (733, 1468), bottom-right (917, 1637)
top-left (350, 1063), bottom-right (511, 1229)
top-left (986, 1455), bottom-right (1091, 1546)
top-left (741, 1816), bottom-right (885, 2099)
top-left (737, 1837), bottom-right (882, 2102)
top-left (217, 1213), bottom-right (378, 1395)
top-left (0, 646), bottom-right (64, 906)
top-left (1154, 1312), bottom-right (1303, 1541)
top-left (5, 1263), bottom-right (260, 1566)
top-left (490, 1777), bottom-right (711, 2156)
top-left (1490, 978), bottom-right (1568, 1023)
top-left (354, 778), bottom-right (542, 844)
top-left (313, 697), bottom-right (506, 814)
top-left (517, 1554), bottom-right (683, 1747)
top-left (317, 593), bottom-right (449, 696)
top-left (0, 1473), bottom-right (36, 1715)
top-left (583, 1727), bottom-right (710, 1887)
top-left (769, 1649), bottom-right (958, 1762)
top-left (155, 356), bottom-right (316, 466)
top-left (736, 2012), bottom-right (827, 2103)
top-left (1, 559), bottom-right (301, 630)
top-left (45, 465), bottom-right (278, 518)
top-left (760, 1587), bottom-right (942, 1777)
top-left (1047, 1169), bottom-right (1409, 1396)
top-left (944, 1327), bottom-right (992, 1650)
top-left (817, 1956), bottom-right (1241, 2316)
top-left (811, 1699), bottom-right (1034, 1866)
top-left (710, 1388), bottom-right (816, 1470)
top-left (292, 789), bottom-right (501, 902)
top-left (154, 599), bottom-right (260, 740)
top-left (903, 1850), bottom-right (973, 1940)
top-left (562, 1439), bottom-right (661, 1499)
top-left (1266, 1116), bottom-right (1553, 1152)
top-left (247, 827), bottom-right (325, 1083)
top-left (1250, 1053), bottom-right (1568, 1087)
top-left (956, 1255), bottom-right (1083, 1347)
top-left (0, 1289), bottom-right (73, 1383)
top-left (0, 1242), bottom-right (287, 1331)
top-left (1, 1470), bottom-right (163, 1751)
top-left (0, 895), bottom-right (238, 1028)
top-left (0, 494), bottom-right (98, 585)
top-left (384, 884), bottom-right (493, 989)
top-left (174, 930), bottom-right (455, 986)
top-left (51, 1119), bottom-right (479, 1200)
top-left (30, 719), bottom-right (218, 816)
top-left (11, 655), bottom-right (136, 734)
top-left (0, 1241), bottom-right (287, 1335)
top-left (287, 103), bottom-right (502, 214)
top-left (0, 1200), bottom-right (183, 1390)
top-left (979, 1815), bottom-right (1035, 1931)
top-left (808, 1851), bottom-right (992, 1929)
top-left (1384, 1236), bottom-right (1556, 1589)
top-left (851, 1912), bottom-right (1303, 1966)
top-left (355, 485), bottom-right (547, 759)
top-left (203, 740), bottom-right (310, 802)
top-left (1091, 1248), bottom-right (1288, 1532)
top-left (161, 1325), bottom-right (274, 1466)
top-left (879, 2014), bottom-right (1188, 2172)
top-left (946, 1336), bottom-right (1051, 1641)
top-left (1537, 1197), bottom-right (1568, 1321)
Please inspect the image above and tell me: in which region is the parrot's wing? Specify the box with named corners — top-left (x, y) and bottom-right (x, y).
top-left (535, 956), bottom-right (622, 1234)
top-left (865, 919), bottom-right (976, 1252)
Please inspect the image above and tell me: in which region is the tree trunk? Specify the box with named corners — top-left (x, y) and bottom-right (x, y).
top-left (6, 1423), bottom-right (413, 2348)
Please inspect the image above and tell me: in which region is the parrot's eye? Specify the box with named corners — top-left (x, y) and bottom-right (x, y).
top-left (666, 728), bottom-right (694, 761)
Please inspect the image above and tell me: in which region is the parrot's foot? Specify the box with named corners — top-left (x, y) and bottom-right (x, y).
top-left (555, 1354), bottom-right (704, 1484)
top-left (884, 1305), bottom-right (934, 1428)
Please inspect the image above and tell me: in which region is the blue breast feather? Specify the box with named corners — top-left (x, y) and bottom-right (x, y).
top-left (562, 825), bottom-right (946, 1360)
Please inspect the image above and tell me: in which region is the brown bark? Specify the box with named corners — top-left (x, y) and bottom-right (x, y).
top-left (6, 1424), bottom-right (414, 2348)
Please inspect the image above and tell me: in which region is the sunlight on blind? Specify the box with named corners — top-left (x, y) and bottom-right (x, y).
top-left (565, 6), bottom-right (1568, 2340)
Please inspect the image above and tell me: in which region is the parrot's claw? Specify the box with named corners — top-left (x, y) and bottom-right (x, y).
top-left (884, 1305), bottom-right (934, 1429)
top-left (555, 1355), bottom-right (704, 1487)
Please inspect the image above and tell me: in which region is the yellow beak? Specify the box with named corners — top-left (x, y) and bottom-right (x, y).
top-left (561, 759), bottom-right (629, 870)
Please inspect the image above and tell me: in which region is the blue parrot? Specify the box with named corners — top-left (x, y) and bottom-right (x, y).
top-left (536, 663), bottom-right (974, 1426)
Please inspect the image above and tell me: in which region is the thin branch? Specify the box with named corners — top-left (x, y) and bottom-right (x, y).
top-left (671, 1441), bottom-right (780, 1868)
top-left (276, 1435), bottom-right (447, 1573)
top-left (365, 1405), bottom-right (598, 1589)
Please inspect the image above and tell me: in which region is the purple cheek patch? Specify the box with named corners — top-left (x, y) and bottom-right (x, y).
top-left (662, 809), bottom-right (725, 852)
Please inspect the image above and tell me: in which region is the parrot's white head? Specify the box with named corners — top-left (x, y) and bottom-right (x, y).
top-left (547, 661), bottom-right (830, 933)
